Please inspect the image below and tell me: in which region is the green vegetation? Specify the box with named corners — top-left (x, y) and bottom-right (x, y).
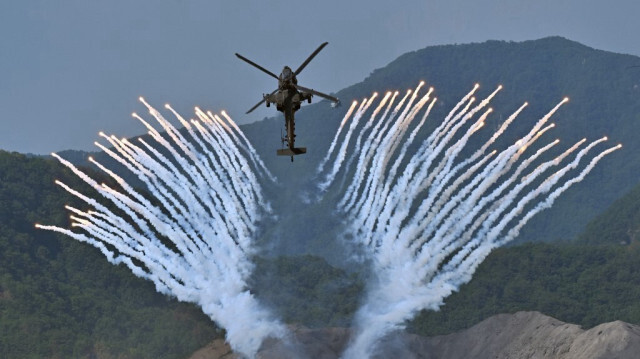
top-left (578, 180), bottom-right (640, 245)
top-left (251, 255), bottom-right (363, 328)
top-left (253, 177), bottom-right (640, 336)
top-left (0, 151), bottom-right (220, 359)
top-left (248, 241), bottom-right (640, 339)
top-left (409, 242), bottom-right (640, 336)
top-left (249, 243), bottom-right (640, 338)
top-left (4, 148), bottom-right (640, 356)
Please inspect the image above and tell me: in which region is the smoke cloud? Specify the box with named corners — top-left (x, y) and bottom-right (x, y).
top-left (38, 82), bottom-right (618, 358)
top-left (316, 83), bottom-right (619, 359)
top-left (38, 100), bottom-right (286, 358)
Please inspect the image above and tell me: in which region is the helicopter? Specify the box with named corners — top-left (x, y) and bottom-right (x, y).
top-left (236, 42), bottom-right (340, 162)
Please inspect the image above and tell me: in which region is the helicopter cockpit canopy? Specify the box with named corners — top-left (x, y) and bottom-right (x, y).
top-left (279, 66), bottom-right (296, 88)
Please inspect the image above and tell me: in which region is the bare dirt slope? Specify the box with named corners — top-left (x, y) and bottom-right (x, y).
top-left (190, 311), bottom-right (640, 359)
top-left (419, 311), bottom-right (640, 359)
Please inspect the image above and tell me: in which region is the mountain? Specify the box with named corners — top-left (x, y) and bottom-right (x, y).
top-left (6, 37), bottom-right (640, 357)
top-left (60, 37), bottom-right (640, 250)
top-left (60, 37), bottom-right (640, 251)
top-left (239, 36), bottom-right (640, 247)
top-left (190, 312), bottom-right (640, 359)
top-left (578, 180), bottom-right (640, 245)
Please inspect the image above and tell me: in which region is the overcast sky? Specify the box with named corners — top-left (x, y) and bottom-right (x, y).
top-left (2, 0), bottom-right (639, 154)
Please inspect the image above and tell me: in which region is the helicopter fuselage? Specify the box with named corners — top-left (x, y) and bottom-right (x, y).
top-left (265, 85), bottom-right (311, 156)
top-left (235, 42), bottom-right (339, 162)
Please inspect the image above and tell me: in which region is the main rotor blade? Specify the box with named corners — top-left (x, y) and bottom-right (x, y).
top-left (246, 99), bottom-right (266, 114)
top-left (246, 89), bottom-right (279, 114)
top-left (235, 53), bottom-right (279, 80)
top-left (294, 84), bottom-right (340, 103)
top-left (294, 42), bottom-right (328, 75)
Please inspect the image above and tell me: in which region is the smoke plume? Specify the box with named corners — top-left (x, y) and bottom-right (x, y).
top-left (316, 83), bottom-right (619, 358)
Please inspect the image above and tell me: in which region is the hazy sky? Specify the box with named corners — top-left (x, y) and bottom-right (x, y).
top-left (2, 0), bottom-right (639, 154)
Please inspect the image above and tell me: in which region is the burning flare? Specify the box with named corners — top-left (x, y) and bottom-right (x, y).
top-left (316, 83), bottom-right (619, 359)
top-left (38, 100), bottom-right (284, 358)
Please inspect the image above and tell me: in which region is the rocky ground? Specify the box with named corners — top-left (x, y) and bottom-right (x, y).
top-left (189, 311), bottom-right (640, 359)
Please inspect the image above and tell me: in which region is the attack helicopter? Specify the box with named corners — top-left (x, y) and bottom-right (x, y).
top-left (236, 42), bottom-right (340, 162)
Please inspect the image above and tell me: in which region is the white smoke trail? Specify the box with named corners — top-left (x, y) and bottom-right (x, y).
top-left (374, 87), bottom-right (499, 243)
top-left (318, 95), bottom-right (378, 191)
top-left (316, 100), bottom-right (359, 173)
top-left (339, 91), bottom-right (400, 213)
top-left (37, 100), bottom-right (287, 358)
top-left (315, 83), bottom-right (619, 359)
top-left (414, 138), bottom-right (601, 281)
top-left (344, 89), bottom-right (422, 236)
top-left (352, 86), bottom-right (480, 238)
top-left (339, 92), bottom-right (393, 187)
top-left (345, 90), bottom-right (413, 217)
top-left (358, 88), bottom-right (434, 240)
top-left (220, 110), bottom-right (276, 183)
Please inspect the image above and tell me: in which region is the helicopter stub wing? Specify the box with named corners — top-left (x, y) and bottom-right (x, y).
top-left (293, 84), bottom-right (340, 104)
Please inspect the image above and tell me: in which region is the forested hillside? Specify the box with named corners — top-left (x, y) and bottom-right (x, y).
top-left (3, 149), bottom-right (640, 357)
top-left (409, 242), bottom-right (640, 336)
top-left (578, 180), bottom-right (640, 245)
top-left (0, 151), bottom-right (219, 358)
